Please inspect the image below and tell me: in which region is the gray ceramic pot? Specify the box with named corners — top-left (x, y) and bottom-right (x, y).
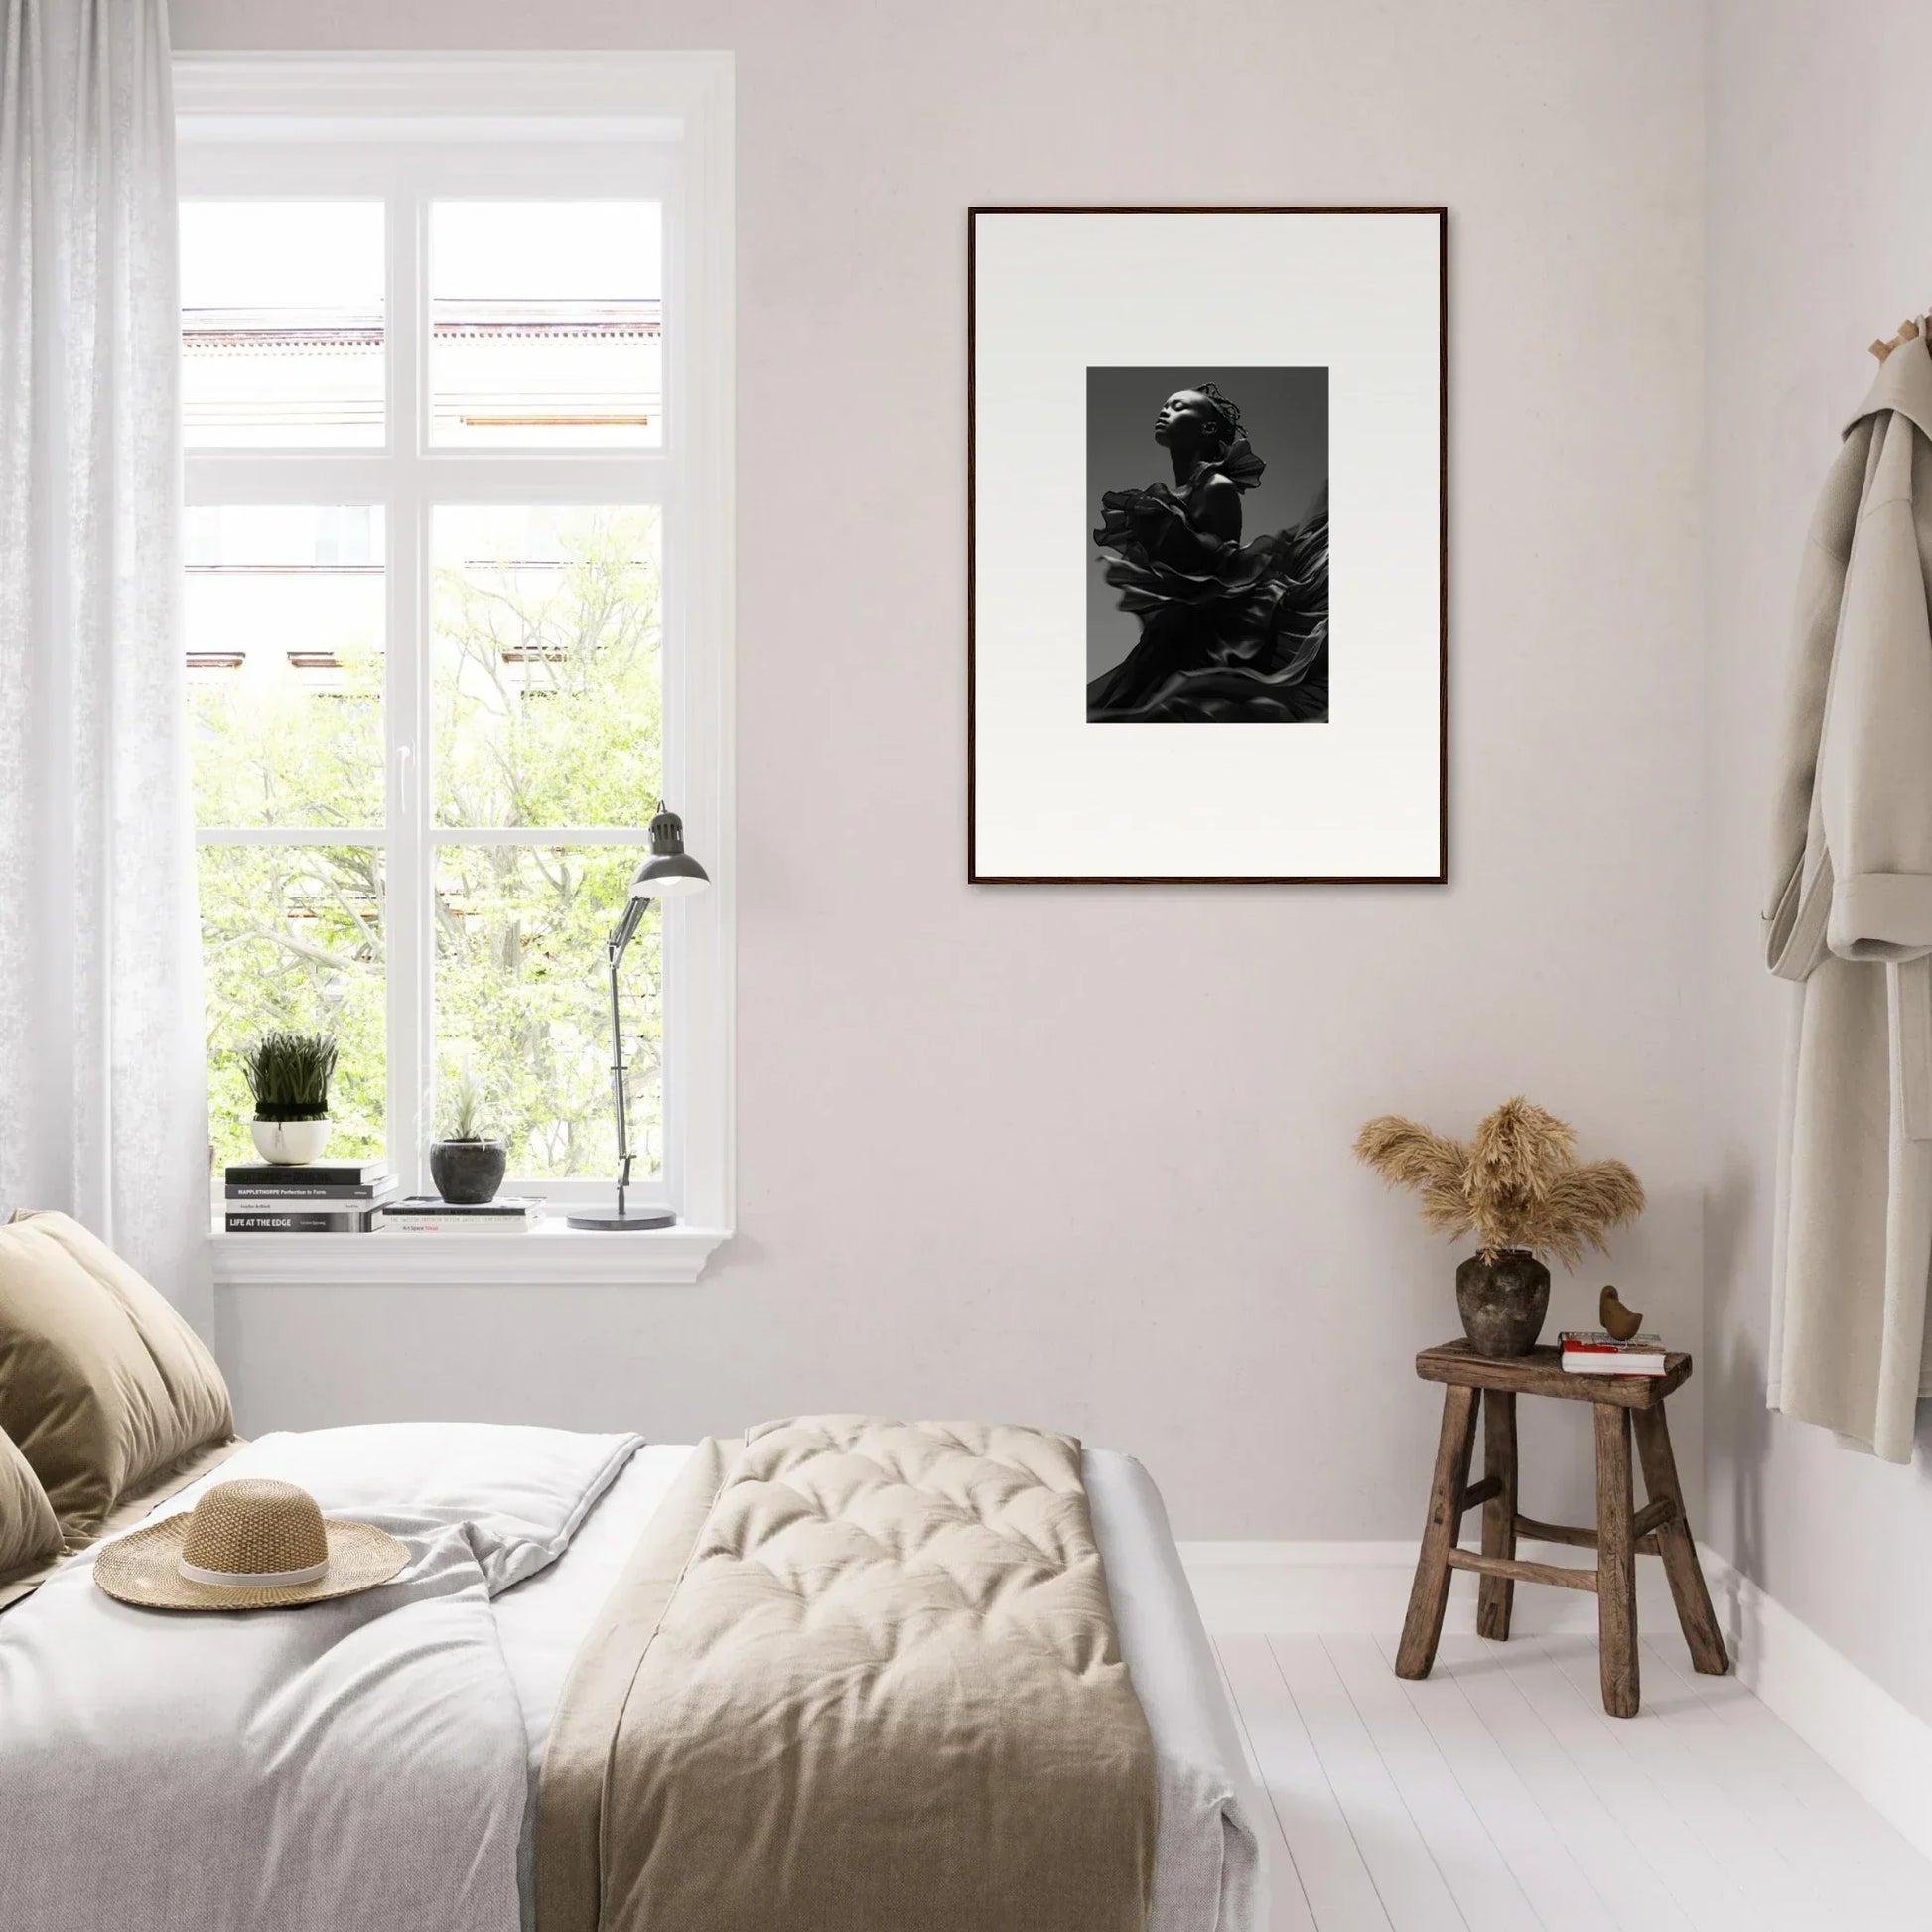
top-left (1454, 1249), bottom-right (1551, 1357)
top-left (428, 1138), bottom-right (507, 1206)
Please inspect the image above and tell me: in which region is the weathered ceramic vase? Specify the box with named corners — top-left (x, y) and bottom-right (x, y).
top-left (1454, 1249), bottom-right (1551, 1357)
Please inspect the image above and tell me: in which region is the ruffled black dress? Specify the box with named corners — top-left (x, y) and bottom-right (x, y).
top-left (1087, 439), bottom-right (1328, 723)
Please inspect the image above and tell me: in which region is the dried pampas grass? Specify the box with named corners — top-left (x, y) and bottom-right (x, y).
top-left (1351, 1116), bottom-right (1472, 1238)
top-left (1353, 1096), bottom-right (1644, 1266)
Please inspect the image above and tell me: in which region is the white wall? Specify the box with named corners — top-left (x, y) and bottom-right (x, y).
top-left (1702, 0), bottom-right (1932, 1730)
top-left (175, 0), bottom-right (1707, 1540)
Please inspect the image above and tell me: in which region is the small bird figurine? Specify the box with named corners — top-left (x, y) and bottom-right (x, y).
top-left (1599, 1285), bottom-right (1643, 1342)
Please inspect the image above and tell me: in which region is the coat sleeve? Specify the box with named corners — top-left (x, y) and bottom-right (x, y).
top-left (1820, 416), bottom-right (1932, 963)
top-left (1765, 428), bottom-right (1866, 980)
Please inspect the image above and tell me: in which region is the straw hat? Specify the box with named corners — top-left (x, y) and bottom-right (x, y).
top-left (93, 1478), bottom-right (409, 1611)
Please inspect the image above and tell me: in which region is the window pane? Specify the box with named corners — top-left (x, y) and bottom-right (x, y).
top-left (187, 507), bottom-right (385, 830)
top-left (199, 845), bottom-right (386, 1168)
top-left (432, 506), bottom-right (660, 828)
top-left (434, 845), bottom-right (657, 1179)
top-left (181, 202), bottom-right (384, 447)
top-left (429, 203), bottom-right (661, 447)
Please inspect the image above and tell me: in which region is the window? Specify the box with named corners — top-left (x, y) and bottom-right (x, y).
top-left (176, 58), bottom-right (734, 1271)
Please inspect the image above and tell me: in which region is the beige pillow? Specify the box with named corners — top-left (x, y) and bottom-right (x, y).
top-left (0, 1423), bottom-right (61, 1584)
top-left (0, 1211), bottom-right (233, 1540)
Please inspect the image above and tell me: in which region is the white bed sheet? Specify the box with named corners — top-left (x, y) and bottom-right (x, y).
top-left (492, 1443), bottom-right (1264, 1932)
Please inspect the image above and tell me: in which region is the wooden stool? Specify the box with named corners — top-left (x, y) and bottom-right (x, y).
top-left (1394, 1340), bottom-right (1728, 1718)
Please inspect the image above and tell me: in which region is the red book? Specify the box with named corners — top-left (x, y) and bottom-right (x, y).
top-left (1559, 1328), bottom-right (1667, 1375)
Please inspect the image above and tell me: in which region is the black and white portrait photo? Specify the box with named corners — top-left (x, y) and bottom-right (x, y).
top-left (1086, 366), bottom-right (1329, 724)
top-left (969, 207), bottom-right (1443, 883)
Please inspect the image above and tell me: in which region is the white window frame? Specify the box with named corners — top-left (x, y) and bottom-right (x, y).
top-left (178, 55), bottom-right (735, 1285)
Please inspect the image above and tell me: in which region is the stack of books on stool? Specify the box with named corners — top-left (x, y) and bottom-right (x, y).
top-left (1559, 1329), bottom-right (1668, 1377)
top-left (223, 1160), bottom-right (397, 1233)
top-left (376, 1196), bottom-right (546, 1235)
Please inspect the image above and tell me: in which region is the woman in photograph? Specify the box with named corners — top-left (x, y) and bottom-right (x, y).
top-left (1088, 383), bottom-right (1328, 722)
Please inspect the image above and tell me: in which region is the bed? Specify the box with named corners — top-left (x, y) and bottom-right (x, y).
top-left (0, 1420), bottom-right (1265, 1932)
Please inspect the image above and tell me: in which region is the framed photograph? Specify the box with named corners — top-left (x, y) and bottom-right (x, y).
top-left (968, 207), bottom-right (1446, 884)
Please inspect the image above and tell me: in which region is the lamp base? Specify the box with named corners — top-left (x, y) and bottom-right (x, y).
top-left (565, 1206), bottom-right (677, 1231)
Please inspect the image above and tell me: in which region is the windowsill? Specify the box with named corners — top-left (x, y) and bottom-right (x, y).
top-left (209, 1219), bottom-right (731, 1286)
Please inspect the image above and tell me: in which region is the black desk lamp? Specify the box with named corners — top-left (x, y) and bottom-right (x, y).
top-left (567, 802), bottom-right (709, 1230)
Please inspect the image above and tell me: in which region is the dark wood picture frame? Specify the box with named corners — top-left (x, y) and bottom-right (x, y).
top-left (967, 206), bottom-right (1449, 886)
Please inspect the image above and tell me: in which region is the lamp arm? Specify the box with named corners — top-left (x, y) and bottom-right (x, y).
top-left (605, 895), bottom-right (653, 1218)
top-left (608, 893), bottom-right (648, 960)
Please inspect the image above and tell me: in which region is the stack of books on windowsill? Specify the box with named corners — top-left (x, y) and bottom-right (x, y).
top-left (223, 1160), bottom-right (397, 1233)
top-left (1559, 1329), bottom-right (1670, 1377)
top-left (376, 1196), bottom-right (547, 1235)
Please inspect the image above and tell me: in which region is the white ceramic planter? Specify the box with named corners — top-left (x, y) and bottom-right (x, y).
top-left (250, 1118), bottom-right (333, 1166)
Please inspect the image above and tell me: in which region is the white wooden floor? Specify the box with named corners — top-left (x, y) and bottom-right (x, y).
top-left (1214, 1630), bottom-right (1932, 1931)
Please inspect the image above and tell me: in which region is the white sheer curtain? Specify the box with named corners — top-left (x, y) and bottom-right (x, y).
top-left (0, 0), bottom-right (210, 1329)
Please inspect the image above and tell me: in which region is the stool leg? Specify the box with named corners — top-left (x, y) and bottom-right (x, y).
top-left (1632, 1404), bottom-right (1729, 1676)
top-left (1397, 1384), bottom-right (1478, 1680)
top-left (1594, 1402), bottom-right (1640, 1718)
top-left (1476, 1390), bottom-right (1518, 1641)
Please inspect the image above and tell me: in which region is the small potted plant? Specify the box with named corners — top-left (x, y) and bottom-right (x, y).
top-left (429, 1070), bottom-right (507, 1205)
top-left (243, 1031), bottom-right (339, 1166)
top-left (1353, 1096), bottom-right (1645, 1357)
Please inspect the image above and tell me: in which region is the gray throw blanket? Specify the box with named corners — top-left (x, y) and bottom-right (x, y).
top-left (536, 1416), bottom-right (1160, 1932)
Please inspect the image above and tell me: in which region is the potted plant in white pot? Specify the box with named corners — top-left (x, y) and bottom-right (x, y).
top-left (243, 1032), bottom-right (339, 1166)
top-left (429, 1071), bottom-right (507, 1205)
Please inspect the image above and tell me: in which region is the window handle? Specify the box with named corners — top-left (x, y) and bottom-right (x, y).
top-left (396, 741), bottom-right (413, 818)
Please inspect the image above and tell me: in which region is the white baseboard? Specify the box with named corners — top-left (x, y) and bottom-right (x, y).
top-left (1179, 1539), bottom-right (1932, 1865)
top-left (1698, 1546), bottom-right (1932, 1863)
top-left (1177, 1538), bottom-right (1678, 1637)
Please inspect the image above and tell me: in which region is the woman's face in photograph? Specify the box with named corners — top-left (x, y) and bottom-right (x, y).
top-left (1153, 390), bottom-right (1220, 449)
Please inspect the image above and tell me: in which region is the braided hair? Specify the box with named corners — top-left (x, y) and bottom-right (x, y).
top-left (1192, 383), bottom-right (1244, 452)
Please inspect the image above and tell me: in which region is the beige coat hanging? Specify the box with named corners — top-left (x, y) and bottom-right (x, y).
top-left (1766, 332), bottom-right (1932, 1462)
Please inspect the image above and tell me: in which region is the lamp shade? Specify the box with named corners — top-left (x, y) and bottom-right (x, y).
top-left (629, 802), bottom-right (710, 900)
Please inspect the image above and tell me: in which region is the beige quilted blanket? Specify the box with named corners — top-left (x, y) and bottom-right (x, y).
top-left (535, 1417), bottom-right (1158, 1932)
